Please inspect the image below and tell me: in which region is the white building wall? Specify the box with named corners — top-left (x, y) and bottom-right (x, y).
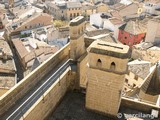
top-left (145, 20), bottom-right (160, 43)
top-left (90, 13), bottom-right (103, 28)
top-left (103, 20), bottom-right (115, 31)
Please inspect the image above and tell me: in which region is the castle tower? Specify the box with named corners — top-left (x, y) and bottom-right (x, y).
top-left (69, 16), bottom-right (86, 61)
top-left (86, 40), bottom-right (131, 117)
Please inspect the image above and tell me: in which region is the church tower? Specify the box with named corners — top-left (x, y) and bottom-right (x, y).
top-left (86, 40), bottom-right (131, 117)
top-left (69, 16), bottom-right (86, 61)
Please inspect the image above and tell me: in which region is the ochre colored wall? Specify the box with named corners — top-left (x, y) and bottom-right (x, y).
top-left (78, 53), bottom-right (88, 88)
top-left (0, 88), bottom-right (8, 97)
top-left (139, 90), bottom-right (159, 104)
top-left (20, 68), bottom-right (71, 120)
top-left (121, 97), bottom-right (160, 115)
top-left (0, 43), bottom-right (70, 116)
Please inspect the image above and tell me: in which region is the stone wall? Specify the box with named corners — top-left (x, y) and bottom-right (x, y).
top-left (84, 37), bottom-right (95, 48)
top-left (20, 68), bottom-right (72, 120)
top-left (0, 88), bottom-right (8, 97)
top-left (139, 90), bottom-right (159, 104)
top-left (86, 68), bottom-right (125, 116)
top-left (121, 97), bottom-right (160, 116)
top-left (0, 43), bottom-right (70, 116)
top-left (132, 48), bottom-right (160, 64)
top-left (78, 53), bottom-right (88, 88)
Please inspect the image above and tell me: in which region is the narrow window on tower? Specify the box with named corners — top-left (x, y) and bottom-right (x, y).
top-left (110, 62), bottom-right (116, 70)
top-left (97, 59), bottom-right (102, 67)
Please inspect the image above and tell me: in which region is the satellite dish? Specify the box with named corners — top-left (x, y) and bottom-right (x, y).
top-left (29, 39), bottom-right (37, 49)
top-left (137, 8), bottom-right (143, 15)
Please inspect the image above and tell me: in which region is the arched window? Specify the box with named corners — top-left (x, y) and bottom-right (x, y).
top-left (70, 13), bottom-right (72, 17)
top-left (81, 26), bottom-right (83, 33)
top-left (110, 62), bottom-right (116, 70)
top-left (97, 59), bottom-right (102, 67)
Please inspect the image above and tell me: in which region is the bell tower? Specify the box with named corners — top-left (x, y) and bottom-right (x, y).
top-left (69, 16), bottom-right (86, 61)
top-left (86, 40), bottom-right (131, 117)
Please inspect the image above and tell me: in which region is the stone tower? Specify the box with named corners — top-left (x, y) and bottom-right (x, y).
top-left (69, 16), bottom-right (86, 61)
top-left (86, 40), bottom-right (131, 117)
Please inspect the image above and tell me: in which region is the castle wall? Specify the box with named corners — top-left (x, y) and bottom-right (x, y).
top-left (0, 43), bottom-right (70, 116)
top-left (78, 53), bottom-right (88, 88)
top-left (20, 68), bottom-right (72, 120)
top-left (139, 90), bottom-right (159, 104)
top-left (86, 68), bottom-right (125, 116)
top-left (121, 97), bottom-right (160, 115)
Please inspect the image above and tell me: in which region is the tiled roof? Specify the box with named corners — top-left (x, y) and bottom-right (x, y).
top-left (67, 2), bottom-right (82, 8)
top-left (109, 18), bottom-right (124, 25)
top-left (0, 59), bottom-right (16, 74)
top-left (12, 39), bottom-right (29, 58)
top-left (0, 76), bottom-right (15, 89)
top-left (119, 20), bottom-right (146, 35)
top-left (85, 29), bottom-right (110, 37)
top-left (0, 39), bottom-right (13, 56)
top-left (110, 3), bottom-right (126, 11)
top-left (128, 60), bottom-right (151, 79)
top-left (141, 63), bottom-right (160, 95)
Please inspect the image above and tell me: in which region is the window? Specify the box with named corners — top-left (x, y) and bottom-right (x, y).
top-left (39, 23), bottom-right (41, 26)
top-left (74, 13), bottom-right (76, 17)
top-left (134, 75), bottom-right (138, 80)
top-left (62, 10), bottom-right (63, 13)
top-left (125, 79), bottom-right (128, 83)
top-left (127, 72), bottom-right (130, 75)
top-left (25, 26), bottom-right (27, 29)
top-left (133, 83), bottom-right (136, 88)
top-left (77, 13), bottom-right (79, 16)
top-left (110, 62), bottom-right (116, 70)
top-left (97, 59), bottom-right (102, 67)
top-left (70, 13), bottom-right (72, 17)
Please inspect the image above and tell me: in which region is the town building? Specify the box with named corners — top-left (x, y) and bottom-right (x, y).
top-left (46, 1), bottom-right (82, 21)
top-left (6, 13), bottom-right (53, 36)
top-left (118, 20), bottom-right (146, 47)
top-left (81, 1), bottom-right (96, 21)
top-left (124, 59), bottom-right (151, 95)
top-left (12, 37), bottom-right (58, 75)
top-left (145, 16), bottom-right (160, 44)
top-left (0, 37), bottom-right (16, 96)
top-left (143, 0), bottom-right (160, 15)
